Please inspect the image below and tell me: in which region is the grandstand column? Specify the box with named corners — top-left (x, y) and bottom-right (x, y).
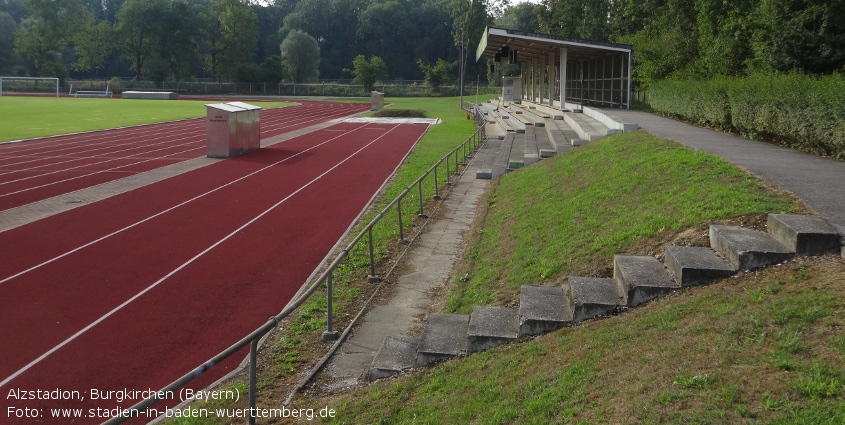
top-left (539, 55), bottom-right (545, 105)
top-left (530, 58), bottom-right (536, 102)
top-left (548, 49), bottom-right (555, 107)
top-left (560, 47), bottom-right (568, 108)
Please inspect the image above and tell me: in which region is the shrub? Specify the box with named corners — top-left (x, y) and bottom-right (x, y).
top-left (649, 73), bottom-right (845, 159)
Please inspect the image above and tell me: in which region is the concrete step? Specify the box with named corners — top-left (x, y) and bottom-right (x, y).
top-left (492, 133), bottom-right (513, 176)
top-left (415, 313), bottom-right (469, 367)
top-left (523, 127), bottom-right (540, 166)
top-left (475, 134), bottom-right (504, 179)
top-left (613, 254), bottom-right (679, 307)
top-left (545, 119), bottom-right (582, 152)
top-left (369, 336), bottom-right (419, 381)
top-left (663, 246), bottom-right (736, 287)
top-left (518, 285), bottom-right (573, 336)
top-left (484, 121), bottom-right (506, 141)
top-left (709, 225), bottom-right (794, 270)
top-left (563, 111), bottom-right (610, 142)
top-left (534, 125), bottom-right (556, 158)
top-left (521, 100), bottom-right (565, 120)
top-left (588, 106), bottom-right (639, 132)
top-left (569, 277), bottom-right (625, 323)
top-left (508, 132), bottom-right (526, 170)
top-left (476, 133), bottom-right (512, 179)
top-left (467, 306), bottom-right (520, 353)
top-left (767, 214), bottom-right (841, 255)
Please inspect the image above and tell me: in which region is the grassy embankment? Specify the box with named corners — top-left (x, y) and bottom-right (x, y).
top-left (0, 97), bottom-right (294, 142)
top-left (312, 131), bottom-right (844, 424)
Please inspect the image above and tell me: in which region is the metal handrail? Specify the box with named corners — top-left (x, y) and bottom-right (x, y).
top-left (104, 107), bottom-right (487, 425)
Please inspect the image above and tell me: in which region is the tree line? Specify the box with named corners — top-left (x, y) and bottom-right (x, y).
top-left (498, 0), bottom-right (844, 89)
top-left (1, 0), bottom-right (841, 89)
top-left (0, 0), bottom-right (509, 86)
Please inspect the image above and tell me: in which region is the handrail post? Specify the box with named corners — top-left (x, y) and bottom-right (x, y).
top-left (444, 155), bottom-right (451, 186)
top-left (367, 227), bottom-right (380, 282)
top-left (248, 339), bottom-right (258, 425)
top-left (417, 179), bottom-right (426, 218)
top-left (433, 165), bottom-right (441, 200)
top-left (454, 149), bottom-right (460, 175)
top-left (322, 271), bottom-right (338, 341)
top-left (397, 198), bottom-right (407, 243)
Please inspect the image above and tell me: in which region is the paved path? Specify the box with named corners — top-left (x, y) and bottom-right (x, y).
top-left (603, 108), bottom-right (845, 233)
top-left (320, 142), bottom-right (490, 391)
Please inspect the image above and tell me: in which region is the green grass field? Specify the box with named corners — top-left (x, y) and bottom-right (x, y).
top-left (0, 96), bottom-right (294, 142)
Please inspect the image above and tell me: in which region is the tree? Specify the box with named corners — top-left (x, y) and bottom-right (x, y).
top-left (451, 0), bottom-right (497, 103)
top-left (73, 15), bottom-right (114, 75)
top-left (116, 0), bottom-right (196, 83)
top-left (495, 2), bottom-right (540, 32)
top-left (216, 0), bottom-right (258, 80)
top-left (280, 29), bottom-right (320, 83)
top-left (0, 12), bottom-right (17, 73)
top-left (418, 58), bottom-right (456, 87)
top-left (117, 0), bottom-right (166, 81)
top-left (14, 0), bottom-right (88, 76)
top-left (750, 0), bottom-right (845, 74)
top-left (350, 54), bottom-right (386, 91)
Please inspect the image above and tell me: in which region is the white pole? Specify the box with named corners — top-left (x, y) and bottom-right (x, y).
top-left (560, 48), bottom-right (568, 108)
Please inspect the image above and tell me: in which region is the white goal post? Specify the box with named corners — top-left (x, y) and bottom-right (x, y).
top-left (0, 77), bottom-right (60, 97)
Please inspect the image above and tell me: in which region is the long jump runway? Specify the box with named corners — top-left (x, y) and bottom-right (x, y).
top-left (0, 101), bottom-right (369, 211)
top-left (0, 117), bottom-right (429, 423)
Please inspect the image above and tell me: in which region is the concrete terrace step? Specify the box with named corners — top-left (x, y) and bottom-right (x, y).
top-left (508, 132), bottom-right (526, 170)
top-left (367, 213), bottom-right (842, 383)
top-left (613, 254), bottom-right (679, 307)
top-left (535, 125), bottom-right (556, 158)
top-left (664, 246), bottom-right (736, 286)
top-left (545, 119), bottom-right (582, 152)
top-left (709, 225), bottom-right (794, 270)
top-left (508, 106), bottom-right (546, 127)
top-left (467, 306), bottom-right (520, 353)
top-left (369, 336), bottom-right (419, 381)
top-left (563, 111), bottom-right (611, 142)
top-left (482, 102), bottom-right (515, 134)
top-left (475, 133), bottom-right (511, 180)
top-left (521, 101), bottom-right (565, 120)
top-left (415, 313), bottom-right (469, 366)
top-left (568, 277), bottom-right (625, 323)
top-left (767, 214), bottom-right (841, 255)
top-left (523, 127), bottom-right (540, 166)
top-left (518, 285), bottom-right (573, 336)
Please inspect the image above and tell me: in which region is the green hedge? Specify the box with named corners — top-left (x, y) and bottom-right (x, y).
top-left (649, 73), bottom-right (845, 159)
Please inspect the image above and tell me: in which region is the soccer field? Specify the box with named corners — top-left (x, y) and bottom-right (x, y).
top-left (0, 96), bottom-right (295, 142)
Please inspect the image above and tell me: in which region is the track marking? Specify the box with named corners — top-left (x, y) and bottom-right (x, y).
top-left (0, 146), bottom-right (201, 198)
top-left (0, 123), bottom-right (403, 388)
top-left (0, 123), bottom-right (370, 287)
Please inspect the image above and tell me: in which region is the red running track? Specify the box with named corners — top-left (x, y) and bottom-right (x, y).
top-left (0, 121), bottom-right (428, 424)
top-left (0, 101), bottom-right (369, 211)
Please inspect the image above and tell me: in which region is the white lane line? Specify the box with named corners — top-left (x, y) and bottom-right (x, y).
top-left (0, 123), bottom-right (402, 388)
top-left (0, 145), bottom-right (201, 198)
top-left (0, 123), bottom-right (370, 287)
